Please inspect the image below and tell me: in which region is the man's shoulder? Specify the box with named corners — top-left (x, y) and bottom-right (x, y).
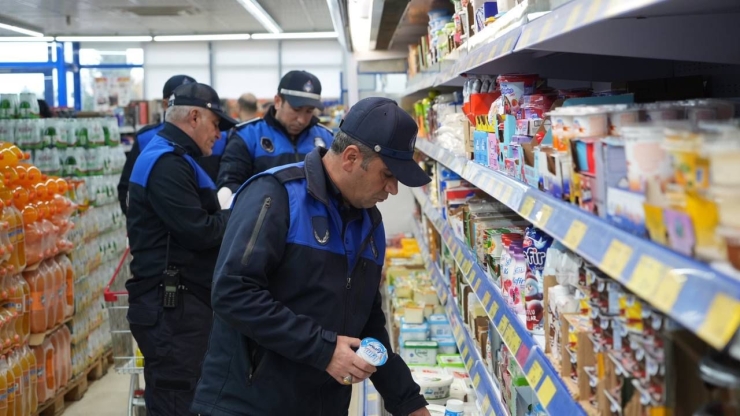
top-left (234, 117), bottom-right (265, 132)
top-left (136, 122), bottom-right (163, 138)
top-left (313, 123), bottom-right (334, 136)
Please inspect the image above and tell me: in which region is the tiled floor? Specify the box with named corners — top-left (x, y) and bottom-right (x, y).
top-left (62, 371), bottom-right (362, 416)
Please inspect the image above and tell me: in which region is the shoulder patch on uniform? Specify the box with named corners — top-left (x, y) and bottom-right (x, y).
top-left (311, 216), bottom-right (330, 245)
top-left (273, 166), bottom-right (306, 184)
top-left (260, 137), bottom-right (275, 153)
top-left (235, 117), bottom-right (263, 130)
top-left (314, 137), bottom-right (326, 148)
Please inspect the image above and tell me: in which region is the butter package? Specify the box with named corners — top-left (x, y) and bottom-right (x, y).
top-left (402, 340), bottom-right (439, 366)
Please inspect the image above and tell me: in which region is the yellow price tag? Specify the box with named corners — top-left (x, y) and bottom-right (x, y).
top-left (563, 3), bottom-right (584, 32)
top-left (698, 293), bottom-right (740, 349)
top-left (585, 0), bottom-right (604, 23)
top-left (537, 18), bottom-right (554, 43)
top-left (503, 36), bottom-right (515, 53)
top-left (462, 259), bottom-right (473, 275)
top-left (527, 361), bottom-right (545, 388)
top-left (498, 315), bottom-right (510, 335)
top-left (502, 186), bottom-right (513, 204)
top-left (462, 345), bottom-right (469, 359)
top-left (456, 249), bottom-right (465, 264)
top-left (488, 299), bottom-right (500, 319)
top-left (537, 376), bottom-right (557, 408)
top-left (600, 239), bottom-right (633, 279)
top-left (505, 326), bottom-right (522, 353)
top-left (652, 270), bottom-right (686, 313)
top-left (466, 356), bottom-right (474, 369)
top-left (482, 291), bottom-right (492, 308)
top-left (518, 28), bottom-right (533, 47)
top-left (481, 397), bottom-right (491, 413)
top-left (473, 277), bottom-right (481, 292)
top-left (520, 196), bottom-right (536, 218)
top-left (473, 373), bottom-right (481, 387)
top-left (563, 220), bottom-right (588, 250)
top-left (535, 204), bottom-right (553, 228)
top-left (627, 255), bottom-right (666, 299)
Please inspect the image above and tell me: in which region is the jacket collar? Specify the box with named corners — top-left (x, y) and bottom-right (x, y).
top-left (304, 147), bottom-right (383, 226)
top-left (264, 105), bottom-right (320, 140)
top-left (158, 122), bottom-right (204, 157)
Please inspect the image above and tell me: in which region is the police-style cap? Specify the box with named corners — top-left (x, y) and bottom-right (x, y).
top-left (168, 83), bottom-right (238, 131)
top-left (339, 97), bottom-right (430, 187)
top-left (162, 74), bottom-right (196, 99)
top-left (278, 70), bottom-right (324, 110)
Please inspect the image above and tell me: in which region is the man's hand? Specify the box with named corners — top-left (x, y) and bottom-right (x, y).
top-left (326, 336), bottom-right (377, 385)
top-left (408, 407), bottom-right (431, 416)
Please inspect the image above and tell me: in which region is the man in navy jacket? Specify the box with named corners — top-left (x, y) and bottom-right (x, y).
top-left (192, 97), bottom-right (432, 416)
top-left (215, 70), bottom-right (334, 208)
top-left (126, 82), bottom-right (237, 416)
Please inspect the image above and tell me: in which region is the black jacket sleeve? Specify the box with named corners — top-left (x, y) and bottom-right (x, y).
top-left (211, 176), bottom-right (337, 371)
top-left (362, 291), bottom-right (428, 416)
top-left (118, 138), bottom-right (141, 214)
top-left (216, 130), bottom-right (253, 193)
top-left (147, 154), bottom-right (230, 251)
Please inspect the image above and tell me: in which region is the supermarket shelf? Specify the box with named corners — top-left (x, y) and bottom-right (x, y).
top-left (413, 221), bottom-right (507, 416)
top-left (363, 380), bottom-right (382, 416)
top-left (402, 0), bottom-right (740, 97)
top-left (29, 316), bottom-right (74, 347)
top-left (416, 139), bottom-right (740, 353)
top-left (413, 195), bottom-right (585, 416)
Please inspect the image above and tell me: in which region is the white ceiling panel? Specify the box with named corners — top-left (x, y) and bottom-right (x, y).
top-left (0, 0), bottom-right (333, 35)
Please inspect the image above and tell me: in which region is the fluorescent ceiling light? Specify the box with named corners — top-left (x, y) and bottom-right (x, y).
top-left (55, 36), bottom-right (153, 42)
top-left (0, 22), bottom-right (44, 37)
top-left (251, 32), bottom-right (338, 40)
top-left (154, 34), bottom-right (251, 42)
top-left (0, 36), bottom-right (54, 42)
top-left (234, 0), bottom-right (282, 34)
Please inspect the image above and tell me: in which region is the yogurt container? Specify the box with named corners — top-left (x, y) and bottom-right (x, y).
top-left (426, 404), bottom-right (447, 416)
top-left (607, 106), bottom-right (640, 136)
top-left (571, 107), bottom-right (608, 138)
top-left (356, 337), bottom-right (388, 366)
top-left (411, 367), bottom-right (454, 400)
top-left (433, 337), bottom-right (458, 354)
top-left (428, 314), bottom-right (452, 337)
top-left (400, 319), bottom-right (430, 342)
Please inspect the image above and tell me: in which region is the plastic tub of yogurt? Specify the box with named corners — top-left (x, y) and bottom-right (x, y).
top-left (356, 338), bottom-right (388, 366)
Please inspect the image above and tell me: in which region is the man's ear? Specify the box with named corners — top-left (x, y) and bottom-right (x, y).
top-left (341, 145), bottom-right (359, 172)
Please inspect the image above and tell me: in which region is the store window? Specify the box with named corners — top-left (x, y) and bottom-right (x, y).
top-left (0, 73), bottom-right (45, 97)
top-left (0, 42), bottom-right (50, 63)
top-left (78, 46), bottom-right (145, 111)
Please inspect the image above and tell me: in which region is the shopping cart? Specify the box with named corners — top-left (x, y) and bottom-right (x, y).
top-left (104, 247), bottom-right (146, 416)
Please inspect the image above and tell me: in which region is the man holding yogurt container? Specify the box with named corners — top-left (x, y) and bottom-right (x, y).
top-left (192, 97), bottom-right (432, 416)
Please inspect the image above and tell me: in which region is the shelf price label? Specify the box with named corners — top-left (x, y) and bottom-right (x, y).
top-left (519, 196), bottom-right (536, 218)
top-left (502, 185), bottom-right (514, 204)
top-left (488, 299), bottom-right (500, 319)
top-left (535, 205), bottom-right (553, 228)
top-left (473, 276), bottom-right (481, 292)
top-left (627, 255), bottom-right (667, 299)
top-left (503, 36), bottom-right (515, 54)
top-left (473, 373), bottom-right (481, 387)
top-left (481, 397), bottom-right (491, 413)
top-left (482, 291), bottom-right (492, 308)
top-left (600, 239), bottom-right (633, 280)
top-left (497, 315), bottom-right (510, 336)
top-left (652, 270), bottom-right (686, 313)
top-left (493, 182), bottom-right (503, 198)
top-left (537, 18), bottom-right (554, 43)
top-left (461, 258), bottom-right (474, 275)
top-left (563, 2), bottom-right (584, 32)
top-left (466, 355), bottom-right (474, 369)
top-left (563, 220), bottom-right (588, 250)
top-left (504, 326), bottom-right (522, 354)
top-left (537, 376), bottom-right (558, 408)
top-left (527, 360), bottom-right (545, 388)
top-left (462, 345), bottom-right (470, 360)
top-left (698, 293), bottom-right (740, 349)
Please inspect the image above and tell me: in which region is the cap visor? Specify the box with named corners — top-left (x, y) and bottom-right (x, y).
top-left (381, 155), bottom-right (431, 187)
top-left (212, 109), bottom-right (238, 131)
top-left (285, 95), bottom-right (324, 111)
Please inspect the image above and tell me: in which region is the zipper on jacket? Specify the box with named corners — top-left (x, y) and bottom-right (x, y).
top-left (341, 225), bottom-right (379, 334)
top-left (241, 197), bottom-right (271, 265)
top-left (293, 140), bottom-right (300, 162)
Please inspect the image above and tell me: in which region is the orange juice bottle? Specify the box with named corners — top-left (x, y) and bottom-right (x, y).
top-left (57, 256), bottom-right (73, 319)
top-left (16, 200), bottom-right (36, 268)
top-left (16, 350), bottom-right (28, 416)
top-left (22, 346), bottom-right (35, 414)
top-left (0, 182), bottom-right (22, 274)
top-left (0, 309), bottom-right (12, 352)
top-left (2, 354), bottom-right (13, 416)
top-left (49, 332), bottom-right (62, 391)
top-left (48, 260), bottom-right (63, 327)
top-left (21, 270), bottom-right (44, 335)
top-left (8, 351), bottom-right (20, 416)
top-left (16, 278), bottom-right (28, 344)
top-left (37, 263), bottom-right (52, 332)
top-left (6, 278), bottom-right (21, 348)
top-left (31, 346), bottom-right (45, 405)
top-left (0, 354), bottom-right (8, 416)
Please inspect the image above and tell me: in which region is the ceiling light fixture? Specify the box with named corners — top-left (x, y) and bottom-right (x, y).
top-left (234, 0), bottom-right (282, 34)
top-left (55, 36), bottom-right (153, 42)
top-left (0, 22), bottom-right (44, 37)
top-left (0, 36), bottom-right (54, 42)
top-left (154, 34), bottom-right (251, 42)
top-left (251, 32), bottom-right (338, 40)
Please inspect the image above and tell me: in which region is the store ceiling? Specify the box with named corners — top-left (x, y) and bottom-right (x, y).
top-left (374, 0), bottom-right (452, 51)
top-left (0, 0), bottom-right (335, 36)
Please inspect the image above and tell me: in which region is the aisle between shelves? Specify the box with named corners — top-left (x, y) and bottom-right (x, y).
top-left (413, 193), bottom-right (586, 416)
top-left (416, 140), bottom-right (740, 353)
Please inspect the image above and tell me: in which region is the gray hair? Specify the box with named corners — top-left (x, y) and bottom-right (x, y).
top-left (330, 130), bottom-right (378, 170)
top-left (165, 105), bottom-right (199, 123)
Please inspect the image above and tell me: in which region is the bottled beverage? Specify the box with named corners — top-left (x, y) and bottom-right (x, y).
top-left (21, 269), bottom-right (45, 334)
top-left (0, 354), bottom-right (9, 416)
top-left (4, 353), bottom-right (15, 416)
top-left (23, 346), bottom-right (36, 414)
top-left (8, 350), bottom-right (21, 416)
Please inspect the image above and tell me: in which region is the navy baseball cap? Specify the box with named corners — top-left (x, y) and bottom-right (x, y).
top-left (339, 97), bottom-right (430, 187)
top-left (278, 70), bottom-right (324, 110)
top-left (163, 75), bottom-right (196, 99)
top-left (168, 83), bottom-right (238, 131)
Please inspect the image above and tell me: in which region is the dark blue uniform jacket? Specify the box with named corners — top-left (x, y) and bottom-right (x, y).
top-left (192, 148), bottom-right (427, 416)
top-left (216, 106), bottom-right (334, 192)
top-left (125, 122), bottom-right (230, 305)
top-left (118, 122), bottom-right (228, 213)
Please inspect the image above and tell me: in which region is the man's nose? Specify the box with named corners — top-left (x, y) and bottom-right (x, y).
top-left (386, 178), bottom-right (399, 196)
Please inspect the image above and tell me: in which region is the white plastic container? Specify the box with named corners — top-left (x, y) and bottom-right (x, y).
top-left (429, 314), bottom-right (452, 338)
top-left (411, 367), bottom-right (454, 400)
top-left (434, 337), bottom-right (458, 354)
top-left (444, 399), bottom-right (465, 416)
top-left (401, 340), bottom-right (439, 365)
top-left (356, 338), bottom-right (388, 366)
top-left (426, 404), bottom-right (447, 416)
top-left (400, 319), bottom-right (430, 342)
